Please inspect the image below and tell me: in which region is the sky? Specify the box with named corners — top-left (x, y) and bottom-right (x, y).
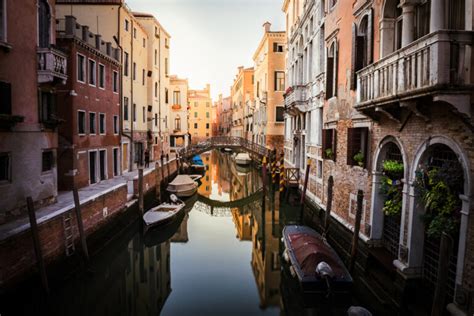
top-left (127, 0), bottom-right (285, 100)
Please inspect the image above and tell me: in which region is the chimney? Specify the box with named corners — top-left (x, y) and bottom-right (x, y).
top-left (81, 25), bottom-right (89, 41)
top-left (95, 34), bottom-right (102, 50)
top-left (106, 42), bottom-right (112, 56)
top-left (263, 21), bottom-right (271, 33)
top-left (65, 15), bottom-right (76, 36)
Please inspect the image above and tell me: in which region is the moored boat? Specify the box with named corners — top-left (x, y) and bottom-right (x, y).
top-left (282, 225), bottom-right (352, 301)
top-left (191, 155), bottom-right (206, 172)
top-left (166, 174), bottom-right (199, 197)
top-left (143, 195), bottom-right (185, 228)
top-left (235, 152), bottom-right (251, 165)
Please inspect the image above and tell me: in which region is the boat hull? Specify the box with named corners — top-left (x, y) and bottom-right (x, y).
top-left (166, 184), bottom-right (198, 197)
top-left (143, 203), bottom-right (185, 228)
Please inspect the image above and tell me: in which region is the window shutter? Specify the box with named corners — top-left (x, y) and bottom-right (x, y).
top-left (334, 41), bottom-right (339, 97)
top-left (273, 42), bottom-right (278, 52)
top-left (347, 127), bottom-right (354, 165)
top-left (350, 23), bottom-right (358, 90)
top-left (362, 127), bottom-right (370, 169)
top-left (0, 82), bottom-right (12, 115)
top-left (332, 129), bottom-right (337, 161)
top-left (322, 129), bottom-right (327, 157)
top-left (367, 8), bottom-right (374, 64)
top-left (325, 50), bottom-right (334, 99)
top-left (274, 71), bottom-right (278, 91)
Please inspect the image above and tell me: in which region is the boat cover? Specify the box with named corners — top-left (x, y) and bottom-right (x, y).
top-left (169, 175), bottom-right (196, 186)
top-left (288, 233), bottom-right (345, 278)
top-left (192, 155), bottom-right (204, 165)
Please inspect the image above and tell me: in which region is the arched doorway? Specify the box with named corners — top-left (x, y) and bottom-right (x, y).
top-left (409, 139), bottom-right (470, 311)
top-left (370, 137), bottom-right (406, 260)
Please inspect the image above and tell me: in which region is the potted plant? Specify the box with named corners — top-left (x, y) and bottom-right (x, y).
top-left (325, 148), bottom-right (334, 160)
top-left (353, 151), bottom-right (364, 167)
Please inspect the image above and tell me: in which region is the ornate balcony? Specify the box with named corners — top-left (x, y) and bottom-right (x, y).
top-left (37, 47), bottom-right (68, 84)
top-left (284, 85), bottom-right (309, 113)
top-left (356, 31), bottom-right (474, 119)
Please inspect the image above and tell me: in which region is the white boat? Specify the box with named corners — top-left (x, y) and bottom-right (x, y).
top-left (143, 195), bottom-right (185, 227)
top-left (189, 174), bottom-right (203, 182)
top-left (166, 174), bottom-right (199, 197)
top-left (235, 152), bottom-right (251, 165)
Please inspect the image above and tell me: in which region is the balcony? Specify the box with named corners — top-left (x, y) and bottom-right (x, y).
top-left (356, 31), bottom-right (473, 117)
top-left (37, 47), bottom-right (68, 84)
top-left (284, 85), bottom-right (309, 113)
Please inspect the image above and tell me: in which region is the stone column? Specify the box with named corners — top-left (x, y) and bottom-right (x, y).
top-left (430, 0), bottom-right (444, 32)
top-left (401, 3), bottom-right (415, 47)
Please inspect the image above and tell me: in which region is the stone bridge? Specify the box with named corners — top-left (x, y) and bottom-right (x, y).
top-left (177, 137), bottom-right (273, 160)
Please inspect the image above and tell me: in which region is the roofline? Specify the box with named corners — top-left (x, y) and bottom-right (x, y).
top-left (133, 12), bottom-right (171, 38)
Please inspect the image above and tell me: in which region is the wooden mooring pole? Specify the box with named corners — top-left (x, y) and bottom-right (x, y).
top-left (324, 176), bottom-right (334, 237)
top-left (26, 197), bottom-right (49, 294)
top-left (160, 151), bottom-right (165, 185)
top-left (262, 156), bottom-right (268, 196)
top-left (72, 187), bottom-right (89, 262)
top-left (300, 159), bottom-right (311, 220)
top-left (349, 190), bottom-right (364, 273)
top-left (138, 167), bottom-right (144, 214)
top-left (431, 232), bottom-right (453, 316)
top-left (166, 154), bottom-right (171, 183)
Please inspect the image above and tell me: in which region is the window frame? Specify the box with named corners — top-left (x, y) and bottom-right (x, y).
top-left (0, 151), bottom-right (11, 183)
top-left (322, 128), bottom-right (337, 161)
top-left (274, 71), bottom-right (285, 91)
top-left (346, 127), bottom-right (369, 168)
top-left (0, 0), bottom-right (7, 43)
top-left (78, 110), bottom-right (86, 135)
top-left (88, 59), bottom-right (96, 86)
top-left (275, 106), bottom-right (285, 123)
top-left (89, 111), bottom-right (96, 135)
top-left (99, 113), bottom-right (106, 135)
top-left (41, 150), bottom-right (54, 173)
top-left (113, 115), bottom-right (119, 135)
top-left (98, 63), bottom-right (105, 89)
top-left (113, 70), bottom-right (119, 93)
top-left (124, 52), bottom-right (129, 77)
top-left (77, 53), bottom-right (86, 83)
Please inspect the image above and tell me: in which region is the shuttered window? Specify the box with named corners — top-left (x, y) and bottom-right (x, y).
top-left (322, 129), bottom-right (337, 161)
top-left (326, 41), bottom-right (338, 99)
top-left (347, 127), bottom-right (369, 168)
top-left (0, 81), bottom-right (11, 115)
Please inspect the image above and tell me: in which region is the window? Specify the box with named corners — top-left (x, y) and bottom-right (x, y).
top-left (89, 112), bottom-right (96, 134)
top-left (99, 113), bottom-right (105, 134)
top-left (142, 38), bottom-right (146, 47)
top-left (133, 27), bottom-right (136, 39)
top-left (133, 62), bottom-right (136, 80)
top-left (142, 106), bottom-right (145, 123)
top-left (206, 123), bottom-right (209, 129)
top-left (155, 82), bottom-right (158, 98)
top-left (206, 112), bottom-right (209, 118)
top-left (0, 152), bottom-right (11, 182)
top-left (99, 64), bottom-right (105, 89)
top-left (326, 41), bottom-right (338, 99)
top-left (165, 58), bottom-right (169, 76)
top-left (154, 49), bottom-right (157, 65)
top-left (165, 88), bottom-right (169, 103)
top-left (276, 106), bottom-right (284, 122)
top-left (133, 104), bottom-right (136, 122)
top-left (39, 90), bottom-right (56, 124)
top-left (0, 81), bottom-right (11, 115)
top-left (154, 113), bottom-right (157, 127)
top-left (175, 115), bottom-right (181, 130)
top-left (124, 97), bottom-right (129, 120)
top-left (113, 71), bottom-right (119, 93)
top-left (194, 123), bottom-right (198, 129)
top-left (142, 69), bottom-right (145, 85)
top-left (38, 0), bottom-right (50, 48)
top-left (77, 54), bottom-right (86, 82)
top-left (347, 127), bottom-right (369, 168)
top-left (78, 111), bottom-right (86, 134)
top-left (113, 148), bottom-right (119, 176)
top-left (125, 19), bottom-right (129, 31)
top-left (273, 43), bottom-right (284, 52)
top-left (194, 102), bottom-right (198, 107)
top-left (113, 115), bottom-right (118, 134)
top-left (89, 151), bottom-right (97, 184)
top-left (275, 71), bottom-right (285, 91)
top-left (42, 150), bottom-right (54, 172)
top-left (330, 0), bottom-right (337, 8)
top-left (350, 11), bottom-right (373, 90)
top-left (124, 52), bottom-right (129, 76)
top-left (0, 0), bottom-right (6, 42)
top-left (415, 2), bottom-right (430, 39)
top-left (206, 133), bottom-right (209, 137)
top-left (322, 129), bottom-right (337, 161)
top-left (173, 91), bottom-right (181, 105)
top-left (206, 102), bottom-right (210, 107)
top-left (88, 59), bottom-right (96, 86)
top-left (194, 112), bottom-right (198, 118)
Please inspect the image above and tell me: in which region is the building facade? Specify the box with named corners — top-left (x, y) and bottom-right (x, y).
top-left (284, 0), bottom-right (474, 314)
top-left (252, 22), bottom-right (286, 151)
top-left (169, 75), bottom-right (189, 151)
top-left (188, 84), bottom-right (212, 144)
top-left (56, 16), bottom-right (121, 190)
top-left (0, 0), bottom-right (68, 223)
top-left (230, 66), bottom-right (254, 139)
top-left (215, 94), bottom-right (232, 137)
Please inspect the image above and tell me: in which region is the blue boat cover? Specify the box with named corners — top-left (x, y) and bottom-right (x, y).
top-left (192, 155), bottom-right (204, 165)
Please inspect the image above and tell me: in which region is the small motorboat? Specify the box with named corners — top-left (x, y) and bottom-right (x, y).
top-left (166, 174), bottom-right (199, 197)
top-left (191, 155), bottom-right (206, 171)
top-left (235, 152), bottom-right (251, 165)
top-left (143, 195), bottom-right (185, 227)
top-left (224, 148), bottom-right (233, 153)
top-left (282, 225), bottom-right (352, 301)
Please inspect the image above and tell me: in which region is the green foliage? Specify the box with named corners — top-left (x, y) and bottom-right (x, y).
top-left (382, 160), bottom-right (404, 179)
top-left (380, 175), bottom-right (403, 216)
top-left (353, 151), bottom-right (364, 167)
top-left (415, 164), bottom-right (463, 238)
top-left (325, 148), bottom-right (334, 159)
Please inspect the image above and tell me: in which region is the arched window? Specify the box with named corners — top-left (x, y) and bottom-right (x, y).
top-left (325, 41), bottom-right (337, 99)
top-left (38, 0), bottom-right (51, 48)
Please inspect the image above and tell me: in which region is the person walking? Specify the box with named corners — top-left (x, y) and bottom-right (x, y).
top-left (144, 148), bottom-right (150, 168)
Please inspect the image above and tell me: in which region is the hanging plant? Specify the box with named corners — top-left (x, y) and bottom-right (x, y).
top-left (325, 148), bottom-right (334, 159)
top-left (414, 162), bottom-right (463, 238)
top-left (353, 151), bottom-right (364, 167)
top-left (379, 160), bottom-right (404, 216)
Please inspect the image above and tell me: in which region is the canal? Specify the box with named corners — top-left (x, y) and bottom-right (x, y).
top-left (1, 150), bottom-right (371, 316)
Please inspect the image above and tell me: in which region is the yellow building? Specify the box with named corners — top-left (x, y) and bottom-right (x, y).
top-left (188, 84), bottom-right (212, 144)
top-left (198, 152), bottom-right (212, 197)
top-left (169, 75), bottom-right (189, 151)
top-left (230, 67), bottom-right (254, 139)
top-left (56, 2), bottom-right (170, 171)
top-left (134, 13), bottom-right (171, 161)
top-left (253, 22), bottom-right (286, 151)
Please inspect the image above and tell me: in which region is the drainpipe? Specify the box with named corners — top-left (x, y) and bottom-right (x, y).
top-left (130, 17), bottom-right (135, 171)
top-left (158, 27), bottom-right (162, 153)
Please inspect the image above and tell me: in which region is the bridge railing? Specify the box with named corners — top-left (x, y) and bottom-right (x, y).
top-left (178, 136), bottom-right (272, 159)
